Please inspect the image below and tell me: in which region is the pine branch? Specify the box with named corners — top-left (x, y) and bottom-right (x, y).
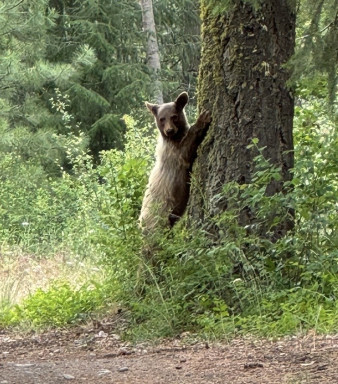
top-left (3, 0), bottom-right (24, 12)
top-left (296, 21), bottom-right (334, 40)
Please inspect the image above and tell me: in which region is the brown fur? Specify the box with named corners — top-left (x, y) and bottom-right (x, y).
top-left (139, 92), bottom-right (211, 231)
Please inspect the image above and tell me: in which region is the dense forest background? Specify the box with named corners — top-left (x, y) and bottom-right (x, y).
top-left (0, 0), bottom-right (337, 338)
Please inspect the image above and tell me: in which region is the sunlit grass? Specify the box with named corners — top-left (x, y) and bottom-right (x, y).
top-left (0, 245), bottom-right (105, 309)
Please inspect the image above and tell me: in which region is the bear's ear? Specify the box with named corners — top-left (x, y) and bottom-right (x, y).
top-left (175, 92), bottom-right (189, 111)
top-left (145, 102), bottom-right (158, 116)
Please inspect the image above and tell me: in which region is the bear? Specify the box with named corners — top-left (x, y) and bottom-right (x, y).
top-left (139, 91), bottom-right (211, 232)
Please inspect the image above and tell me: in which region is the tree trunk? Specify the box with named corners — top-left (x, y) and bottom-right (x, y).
top-left (188, 0), bottom-right (296, 239)
top-left (140, 0), bottom-right (163, 104)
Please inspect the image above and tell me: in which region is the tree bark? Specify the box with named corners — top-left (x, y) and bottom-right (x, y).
top-left (188, 0), bottom-right (296, 239)
top-left (140, 0), bottom-right (163, 104)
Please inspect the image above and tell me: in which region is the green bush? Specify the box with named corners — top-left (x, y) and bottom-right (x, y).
top-left (117, 100), bottom-right (338, 340)
top-left (1, 92), bottom-right (336, 339)
top-left (0, 281), bottom-right (112, 328)
top-left (0, 114), bottom-right (156, 329)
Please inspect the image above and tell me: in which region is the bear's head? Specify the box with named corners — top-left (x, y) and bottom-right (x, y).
top-left (145, 92), bottom-right (189, 140)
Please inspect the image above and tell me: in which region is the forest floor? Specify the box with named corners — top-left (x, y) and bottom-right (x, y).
top-left (0, 322), bottom-right (337, 384)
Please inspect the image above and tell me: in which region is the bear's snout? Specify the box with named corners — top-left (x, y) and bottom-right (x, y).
top-left (164, 126), bottom-right (177, 137)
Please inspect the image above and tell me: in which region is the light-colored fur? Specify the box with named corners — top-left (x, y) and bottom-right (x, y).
top-left (139, 92), bottom-right (211, 233)
top-left (139, 134), bottom-right (190, 231)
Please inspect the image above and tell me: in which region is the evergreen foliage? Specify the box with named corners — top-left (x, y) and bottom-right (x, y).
top-left (292, 0), bottom-right (337, 113)
top-left (0, 0), bottom-right (337, 339)
top-left (47, 0), bottom-right (147, 159)
top-left (0, 0), bottom-right (200, 169)
top-left (0, 0), bottom-right (95, 173)
top-left (154, 0), bottom-right (201, 99)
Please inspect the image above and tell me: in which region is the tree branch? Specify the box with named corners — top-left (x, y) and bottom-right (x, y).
top-left (296, 21), bottom-right (334, 40)
top-left (3, 0), bottom-right (25, 12)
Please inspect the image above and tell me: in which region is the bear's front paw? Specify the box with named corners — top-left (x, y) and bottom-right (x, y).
top-left (197, 110), bottom-right (212, 125)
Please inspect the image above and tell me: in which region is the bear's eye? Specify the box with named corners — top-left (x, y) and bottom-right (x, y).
top-left (171, 115), bottom-right (178, 122)
top-left (159, 117), bottom-right (165, 123)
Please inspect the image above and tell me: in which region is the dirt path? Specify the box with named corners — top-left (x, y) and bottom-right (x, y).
top-left (0, 326), bottom-right (337, 384)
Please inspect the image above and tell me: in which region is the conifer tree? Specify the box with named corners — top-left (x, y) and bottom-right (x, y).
top-left (46, 0), bottom-right (149, 159)
top-left (188, 0), bottom-right (296, 240)
top-left (0, 0), bottom-right (90, 175)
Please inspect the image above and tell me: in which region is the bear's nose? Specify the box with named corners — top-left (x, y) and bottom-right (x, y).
top-left (165, 127), bottom-right (175, 135)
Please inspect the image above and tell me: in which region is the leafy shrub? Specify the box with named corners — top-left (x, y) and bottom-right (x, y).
top-left (1, 89), bottom-right (336, 338)
top-left (0, 114), bottom-right (156, 328)
top-left (87, 115), bottom-right (157, 293)
top-left (119, 100), bottom-right (338, 339)
top-left (0, 281), bottom-right (112, 328)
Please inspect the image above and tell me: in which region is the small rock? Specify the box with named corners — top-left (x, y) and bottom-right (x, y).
top-left (301, 361), bottom-right (315, 367)
top-left (244, 362), bottom-right (264, 369)
top-left (111, 333), bottom-right (121, 341)
top-left (14, 363), bottom-right (35, 368)
top-left (119, 348), bottom-right (132, 356)
top-left (63, 374), bottom-right (75, 380)
top-left (96, 331), bottom-right (108, 338)
top-left (102, 353), bottom-right (118, 358)
top-left (98, 369), bottom-right (112, 376)
top-left (118, 367), bottom-right (129, 372)
top-left (316, 364), bottom-right (328, 371)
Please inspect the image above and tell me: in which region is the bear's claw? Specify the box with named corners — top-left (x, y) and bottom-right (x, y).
top-left (198, 110), bottom-right (212, 124)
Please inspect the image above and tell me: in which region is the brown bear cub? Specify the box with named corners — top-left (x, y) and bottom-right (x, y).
top-left (139, 92), bottom-right (211, 231)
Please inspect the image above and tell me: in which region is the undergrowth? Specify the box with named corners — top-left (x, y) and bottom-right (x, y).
top-left (0, 281), bottom-right (115, 328)
top-left (0, 98), bottom-right (337, 339)
top-left (108, 100), bottom-right (337, 341)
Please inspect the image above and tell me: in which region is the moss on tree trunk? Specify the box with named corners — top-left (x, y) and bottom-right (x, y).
top-left (188, 0), bottom-right (296, 239)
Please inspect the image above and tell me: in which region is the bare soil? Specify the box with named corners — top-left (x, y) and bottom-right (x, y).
top-left (0, 324), bottom-right (337, 384)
